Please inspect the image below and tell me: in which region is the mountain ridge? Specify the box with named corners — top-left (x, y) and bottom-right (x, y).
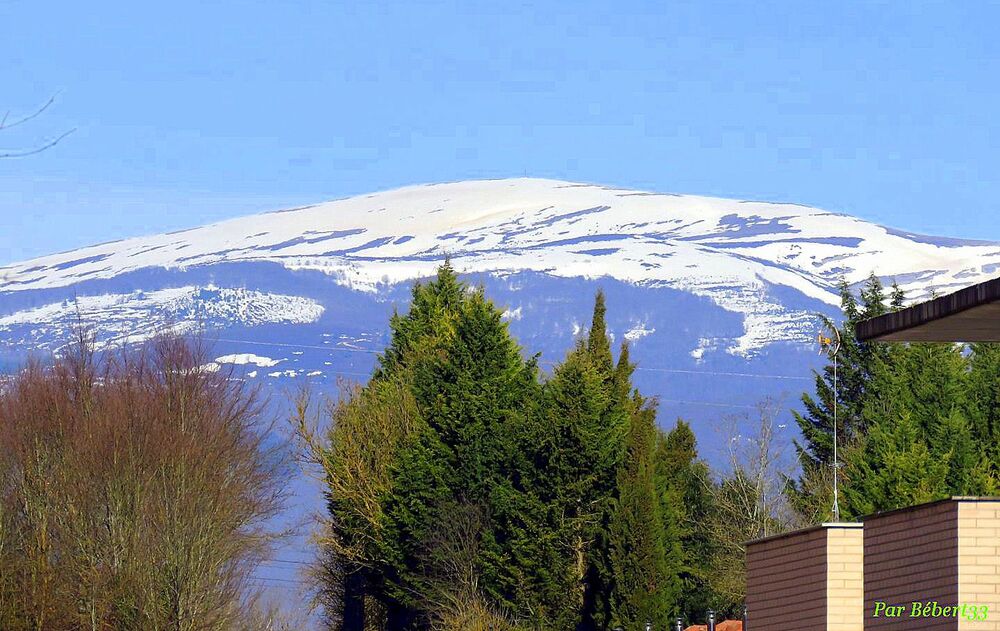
top-left (2, 178), bottom-right (998, 359)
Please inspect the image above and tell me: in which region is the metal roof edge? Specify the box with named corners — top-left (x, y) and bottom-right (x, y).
top-left (745, 521), bottom-right (863, 547)
top-left (860, 496), bottom-right (1000, 521)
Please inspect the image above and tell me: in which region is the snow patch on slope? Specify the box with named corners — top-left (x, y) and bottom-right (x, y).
top-left (214, 353), bottom-right (283, 367)
top-left (0, 286), bottom-right (323, 350)
top-left (502, 306), bottom-right (523, 321)
top-left (624, 323), bottom-right (655, 341)
top-left (3, 178), bottom-right (998, 356)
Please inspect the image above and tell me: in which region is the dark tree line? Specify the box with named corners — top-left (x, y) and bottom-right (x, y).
top-left (300, 264), bottom-right (762, 630)
top-left (789, 274), bottom-right (999, 522)
top-left (6, 265), bottom-right (993, 629)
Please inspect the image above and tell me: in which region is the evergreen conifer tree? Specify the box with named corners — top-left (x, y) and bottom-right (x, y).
top-left (965, 343), bottom-right (1000, 472)
top-left (607, 396), bottom-right (674, 629)
top-left (654, 421), bottom-right (715, 621)
top-left (318, 272), bottom-right (714, 629)
top-left (588, 290), bottom-right (615, 378)
top-left (375, 261), bottom-right (465, 381)
top-left (576, 295), bottom-right (634, 630)
top-left (537, 340), bottom-right (615, 628)
top-left (793, 274), bottom-right (997, 521)
top-left (840, 410), bottom-right (950, 516)
top-left (844, 339), bottom-right (994, 516)
top-left (382, 287), bottom-right (553, 622)
top-left (323, 265), bottom-right (471, 628)
top-left (601, 344), bottom-right (673, 629)
top-left (788, 274), bottom-right (896, 521)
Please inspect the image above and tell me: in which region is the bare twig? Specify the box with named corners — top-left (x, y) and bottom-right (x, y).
top-left (0, 93), bottom-right (74, 158)
top-left (0, 94), bottom-right (58, 131)
top-left (0, 128), bottom-right (76, 158)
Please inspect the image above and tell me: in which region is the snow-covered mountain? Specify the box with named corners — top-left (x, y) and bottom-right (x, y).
top-left (8, 177), bottom-right (995, 596)
top-left (2, 178), bottom-right (998, 430)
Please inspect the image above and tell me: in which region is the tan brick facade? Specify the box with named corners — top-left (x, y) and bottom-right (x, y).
top-left (747, 499), bottom-right (1000, 631)
top-left (864, 500), bottom-right (959, 630)
top-left (957, 500), bottom-right (1000, 631)
top-left (828, 526), bottom-right (865, 630)
top-left (746, 523), bottom-right (863, 631)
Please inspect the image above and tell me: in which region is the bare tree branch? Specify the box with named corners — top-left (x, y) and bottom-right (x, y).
top-left (0, 93), bottom-right (74, 158)
top-left (0, 94), bottom-right (58, 132)
top-left (0, 128), bottom-right (76, 158)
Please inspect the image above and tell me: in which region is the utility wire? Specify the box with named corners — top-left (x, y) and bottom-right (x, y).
top-left (249, 576), bottom-right (306, 585)
top-left (210, 337), bottom-right (812, 382)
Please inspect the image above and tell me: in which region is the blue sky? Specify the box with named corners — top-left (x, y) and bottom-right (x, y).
top-left (2, 1), bottom-right (998, 264)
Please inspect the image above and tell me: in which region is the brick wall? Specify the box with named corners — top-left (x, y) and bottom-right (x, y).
top-left (747, 524), bottom-right (863, 631)
top-left (957, 499), bottom-right (1000, 631)
top-left (864, 500), bottom-right (959, 630)
top-left (747, 499), bottom-right (1000, 631)
top-left (827, 526), bottom-right (864, 631)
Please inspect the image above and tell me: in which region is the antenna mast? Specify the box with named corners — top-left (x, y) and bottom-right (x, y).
top-left (819, 327), bottom-right (843, 521)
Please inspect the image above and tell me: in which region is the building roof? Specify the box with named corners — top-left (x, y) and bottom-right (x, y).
top-left (858, 496), bottom-right (1000, 521)
top-left (745, 499), bottom-right (1000, 548)
top-left (745, 521), bottom-right (862, 547)
top-left (855, 276), bottom-right (1000, 342)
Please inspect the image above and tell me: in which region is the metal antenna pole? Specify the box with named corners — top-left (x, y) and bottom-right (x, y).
top-left (831, 328), bottom-right (842, 522)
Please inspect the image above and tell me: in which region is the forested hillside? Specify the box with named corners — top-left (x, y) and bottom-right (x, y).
top-left (2, 264), bottom-right (996, 630)
top-left (298, 264), bottom-right (786, 630)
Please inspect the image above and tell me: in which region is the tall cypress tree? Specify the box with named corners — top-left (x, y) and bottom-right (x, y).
top-left (381, 287), bottom-right (549, 622)
top-left (588, 290), bottom-right (614, 378)
top-left (323, 265), bottom-right (470, 629)
top-left (375, 261), bottom-right (465, 381)
top-left (604, 343), bottom-right (675, 630)
top-left (607, 398), bottom-right (673, 629)
top-left (578, 294), bottom-right (631, 630)
top-left (965, 343), bottom-right (1000, 471)
top-left (654, 421), bottom-right (715, 622)
top-left (536, 340), bottom-right (614, 628)
top-left (541, 341), bottom-right (615, 506)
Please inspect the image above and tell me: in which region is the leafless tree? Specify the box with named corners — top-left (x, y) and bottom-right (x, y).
top-left (0, 334), bottom-right (291, 630)
top-left (292, 376), bottom-right (421, 629)
top-left (415, 502), bottom-right (519, 631)
top-left (705, 398), bottom-right (796, 606)
top-left (1, 94), bottom-right (75, 158)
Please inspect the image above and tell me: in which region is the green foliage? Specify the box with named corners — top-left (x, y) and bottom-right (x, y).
top-left (587, 290), bottom-right (614, 377)
top-left (375, 261), bottom-right (466, 381)
top-left (787, 274), bottom-right (896, 521)
top-left (607, 400), bottom-right (675, 630)
top-left (841, 410), bottom-right (949, 516)
top-left (790, 274), bottom-right (1000, 522)
top-left (845, 339), bottom-right (995, 516)
top-left (319, 268), bottom-right (593, 629)
top-left (654, 421), bottom-right (715, 621)
top-left (965, 343), bottom-right (1000, 471)
top-left (382, 286), bottom-right (545, 619)
top-left (593, 311), bottom-right (676, 628)
top-left (533, 341), bottom-right (613, 625)
top-left (314, 269), bottom-right (754, 629)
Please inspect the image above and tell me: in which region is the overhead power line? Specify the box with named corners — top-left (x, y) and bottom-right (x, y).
top-left (209, 337), bottom-right (812, 382)
top-left (247, 557), bottom-right (312, 571)
top-left (249, 576), bottom-right (306, 585)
